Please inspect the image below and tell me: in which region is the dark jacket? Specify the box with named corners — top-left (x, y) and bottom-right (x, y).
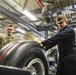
top-left (41, 25), bottom-right (76, 62)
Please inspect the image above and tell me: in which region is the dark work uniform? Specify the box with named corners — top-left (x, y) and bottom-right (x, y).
top-left (41, 25), bottom-right (76, 75)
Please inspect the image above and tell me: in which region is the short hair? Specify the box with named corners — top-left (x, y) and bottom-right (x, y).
top-left (6, 24), bottom-right (13, 30)
top-left (56, 14), bottom-right (67, 21)
top-left (8, 24), bottom-right (13, 27)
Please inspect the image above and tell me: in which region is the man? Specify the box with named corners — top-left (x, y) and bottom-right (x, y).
top-left (0, 24), bottom-right (17, 49)
top-left (41, 14), bottom-right (76, 75)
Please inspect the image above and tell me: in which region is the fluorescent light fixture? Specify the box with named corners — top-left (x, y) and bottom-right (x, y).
top-left (16, 28), bottom-right (26, 34)
top-left (22, 9), bottom-right (37, 21)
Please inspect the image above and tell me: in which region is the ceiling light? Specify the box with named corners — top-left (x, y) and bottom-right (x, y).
top-left (22, 9), bottom-right (37, 21)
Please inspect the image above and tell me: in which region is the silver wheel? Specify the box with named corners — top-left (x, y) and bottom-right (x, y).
top-left (23, 58), bottom-right (45, 75)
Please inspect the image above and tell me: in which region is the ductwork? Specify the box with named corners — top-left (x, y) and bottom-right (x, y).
top-left (1, 0), bottom-right (22, 16)
top-left (0, 5), bottom-right (44, 36)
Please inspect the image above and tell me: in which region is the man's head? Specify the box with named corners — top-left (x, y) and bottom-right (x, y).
top-left (6, 24), bottom-right (13, 36)
top-left (56, 14), bottom-right (68, 29)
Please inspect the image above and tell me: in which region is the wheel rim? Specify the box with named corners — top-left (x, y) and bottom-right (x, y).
top-left (23, 58), bottom-right (45, 75)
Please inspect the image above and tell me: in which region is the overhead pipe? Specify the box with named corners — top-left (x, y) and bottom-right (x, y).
top-left (2, 0), bottom-right (23, 16)
top-left (0, 5), bottom-right (44, 36)
top-left (35, 0), bottom-right (44, 8)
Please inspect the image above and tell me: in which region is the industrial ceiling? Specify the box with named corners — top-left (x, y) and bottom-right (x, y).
top-left (0, 0), bottom-right (76, 40)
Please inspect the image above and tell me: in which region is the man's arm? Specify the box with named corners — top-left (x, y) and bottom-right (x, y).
top-left (41, 26), bottom-right (74, 50)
